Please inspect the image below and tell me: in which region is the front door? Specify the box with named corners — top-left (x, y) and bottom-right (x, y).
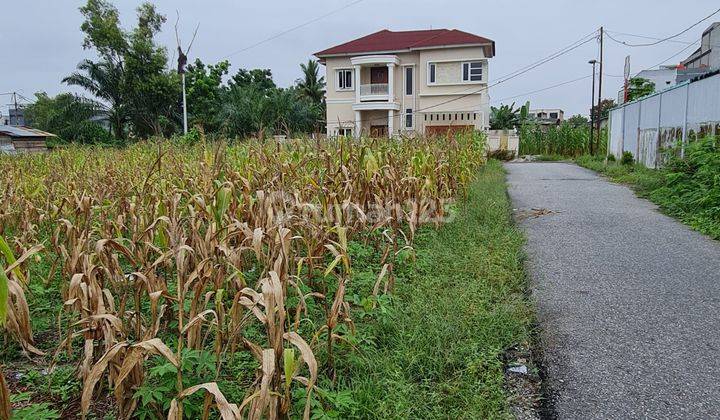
top-left (370, 67), bottom-right (388, 84)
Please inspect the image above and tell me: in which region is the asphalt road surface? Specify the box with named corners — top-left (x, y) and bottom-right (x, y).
top-left (505, 162), bottom-right (720, 420)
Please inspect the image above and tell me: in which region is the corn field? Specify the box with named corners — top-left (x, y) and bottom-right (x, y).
top-left (0, 134), bottom-right (486, 419)
top-left (519, 123), bottom-right (607, 157)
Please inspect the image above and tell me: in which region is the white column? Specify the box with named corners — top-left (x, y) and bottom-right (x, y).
top-left (354, 65), bottom-right (361, 104)
top-left (387, 109), bottom-right (394, 138)
top-left (387, 63), bottom-right (395, 103)
top-left (354, 111), bottom-right (361, 139)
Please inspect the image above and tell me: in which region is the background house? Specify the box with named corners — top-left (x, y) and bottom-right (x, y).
top-left (315, 29), bottom-right (495, 138)
top-left (682, 22), bottom-right (720, 70)
top-left (530, 108), bottom-right (564, 126)
top-left (0, 126), bottom-right (53, 153)
top-left (616, 66), bottom-right (713, 103)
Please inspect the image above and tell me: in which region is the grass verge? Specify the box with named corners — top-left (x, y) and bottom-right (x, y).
top-left (338, 160), bottom-right (533, 418)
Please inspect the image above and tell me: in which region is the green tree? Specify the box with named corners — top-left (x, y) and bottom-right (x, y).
top-left (63, 59), bottom-right (126, 139)
top-left (566, 114), bottom-right (590, 128)
top-left (296, 59), bottom-right (326, 105)
top-left (229, 69), bottom-right (276, 93)
top-left (591, 99), bottom-right (616, 121)
top-left (123, 3), bottom-right (179, 137)
top-left (626, 77), bottom-right (655, 102)
top-left (67, 0), bottom-right (180, 140)
top-left (219, 71), bottom-right (322, 138)
top-left (490, 103), bottom-right (521, 130)
top-left (185, 59), bottom-right (230, 131)
top-left (25, 93), bottom-right (114, 144)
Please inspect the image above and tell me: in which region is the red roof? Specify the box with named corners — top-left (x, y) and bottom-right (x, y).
top-left (314, 29), bottom-right (495, 58)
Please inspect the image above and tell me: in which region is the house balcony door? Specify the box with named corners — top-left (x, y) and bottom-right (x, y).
top-left (370, 67), bottom-right (388, 84)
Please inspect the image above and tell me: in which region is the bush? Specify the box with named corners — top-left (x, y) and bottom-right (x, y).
top-left (621, 151), bottom-right (634, 165)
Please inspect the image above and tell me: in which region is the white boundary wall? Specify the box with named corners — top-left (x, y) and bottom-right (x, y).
top-left (608, 71), bottom-right (720, 167)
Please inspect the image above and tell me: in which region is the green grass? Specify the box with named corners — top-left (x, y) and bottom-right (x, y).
top-left (576, 139), bottom-right (720, 239)
top-left (336, 160), bottom-right (532, 418)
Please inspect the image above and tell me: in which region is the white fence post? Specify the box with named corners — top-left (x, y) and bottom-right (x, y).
top-left (682, 84), bottom-right (689, 158)
top-left (656, 93), bottom-right (662, 168)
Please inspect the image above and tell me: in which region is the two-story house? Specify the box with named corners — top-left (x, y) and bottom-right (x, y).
top-left (314, 29), bottom-right (495, 138)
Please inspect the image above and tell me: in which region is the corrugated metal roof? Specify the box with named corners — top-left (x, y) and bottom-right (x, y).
top-left (0, 126), bottom-right (56, 138)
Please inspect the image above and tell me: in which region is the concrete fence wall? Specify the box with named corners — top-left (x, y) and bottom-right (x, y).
top-left (608, 71), bottom-right (720, 168)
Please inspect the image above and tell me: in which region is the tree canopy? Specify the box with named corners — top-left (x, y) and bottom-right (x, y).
top-left (626, 77), bottom-right (655, 102)
top-left (28, 0), bottom-right (327, 145)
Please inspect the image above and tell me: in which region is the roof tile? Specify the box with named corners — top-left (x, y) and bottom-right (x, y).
top-left (314, 29), bottom-right (495, 58)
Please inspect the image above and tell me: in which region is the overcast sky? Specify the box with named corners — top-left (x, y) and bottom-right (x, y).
top-left (2, 0), bottom-right (718, 117)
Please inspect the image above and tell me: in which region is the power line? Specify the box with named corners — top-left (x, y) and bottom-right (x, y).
top-left (604, 8), bottom-right (719, 47)
top-left (491, 74), bottom-right (592, 104)
top-left (645, 42), bottom-right (700, 70)
top-left (218, 0), bottom-right (365, 60)
top-left (490, 29), bottom-right (599, 83)
top-left (327, 31), bottom-right (599, 127)
top-left (489, 72), bottom-right (621, 105)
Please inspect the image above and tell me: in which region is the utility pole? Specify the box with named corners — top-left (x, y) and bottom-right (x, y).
top-left (181, 69), bottom-right (188, 135)
top-left (589, 60), bottom-right (597, 155)
top-left (175, 12), bottom-right (199, 136)
top-left (596, 27), bottom-right (604, 155)
top-left (11, 92), bottom-right (19, 126)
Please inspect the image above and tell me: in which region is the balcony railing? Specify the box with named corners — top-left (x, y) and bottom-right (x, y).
top-left (359, 83), bottom-right (389, 97)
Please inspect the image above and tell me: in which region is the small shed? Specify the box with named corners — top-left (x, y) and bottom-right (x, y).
top-left (0, 126), bottom-right (54, 153)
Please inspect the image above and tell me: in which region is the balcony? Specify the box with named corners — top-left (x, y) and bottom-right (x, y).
top-left (359, 83), bottom-right (389, 101)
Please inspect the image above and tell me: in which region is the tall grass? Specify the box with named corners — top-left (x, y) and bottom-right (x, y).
top-left (519, 122), bottom-right (607, 157)
top-left (0, 134), bottom-right (489, 418)
top-left (338, 161), bottom-right (531, 418)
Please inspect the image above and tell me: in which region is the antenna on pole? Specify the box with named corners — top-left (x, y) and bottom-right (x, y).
top-left (175, 11), bottom-right (199, 136)
top-left (596, 26), bottom-right (604, 155)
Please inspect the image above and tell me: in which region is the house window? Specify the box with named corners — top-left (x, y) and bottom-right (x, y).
top-left (336, 69), bottom-right (353, 90)
top-left (462, 61), bottom-right (483, 82)
top-left (405, 108), bottom-right (413, 128)
top-left (337, 127), bottom-right (353, 137)
top-left (428, 63), bottom-right (436, 84)
top-left (405, 67), bottom-right (413, 95)
top-left (549, 112), bottom-right (558, 119)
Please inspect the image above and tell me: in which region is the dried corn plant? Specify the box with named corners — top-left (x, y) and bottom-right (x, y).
top-left (0, 133), bottom-right (486, 418)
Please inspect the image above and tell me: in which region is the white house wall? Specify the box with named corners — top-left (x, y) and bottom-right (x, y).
top-left (608, 72), bottom-right (720, 168)
top-left (322, 45), bottom-right (490, 136)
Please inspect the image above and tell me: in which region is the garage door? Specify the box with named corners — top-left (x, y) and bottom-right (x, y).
top-left (425, 125), bottom-right (474, 137)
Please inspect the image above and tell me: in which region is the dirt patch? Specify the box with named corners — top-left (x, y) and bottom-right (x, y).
top-left (513, 208), bottom-right (559, 221)
top-left (504, 340), bottom-right (542, 420)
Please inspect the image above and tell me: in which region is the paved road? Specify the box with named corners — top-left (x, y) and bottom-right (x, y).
top-left (505, 162), bottom-right (720, 420)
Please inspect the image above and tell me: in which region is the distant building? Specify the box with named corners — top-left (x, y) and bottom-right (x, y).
top-left (0, 126), bottom-right (54, 153)
top-left (8, 107), bottom-right (26, 126)
top-left (682, 22), bottom-right (720, 70)
top-left (617, 66), bottom-right (713, 104)
top-left (636, 66), bottom-right (677, 90)
top-left (529, 108), bottom-right (564, 125)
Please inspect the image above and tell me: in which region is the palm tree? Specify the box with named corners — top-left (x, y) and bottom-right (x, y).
top-left (63, 59), bottom-right (126, 139)
top-left (490, 103), bottom-right (520, 130)
top-left (296, 59), bottom-right (326, 105)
